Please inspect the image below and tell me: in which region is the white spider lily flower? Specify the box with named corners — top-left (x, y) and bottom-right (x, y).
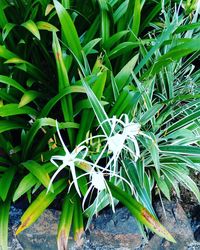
top-left (107, 133), bottom-right (125, 153)
top-left (47, 121), bottom-right (89, 196)
top-left (98, 114), bottom-right (158, 167)
top-left (68, 164), bottom-right (134, 214)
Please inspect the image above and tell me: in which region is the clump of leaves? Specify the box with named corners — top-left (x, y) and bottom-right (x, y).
top-left (0, 0), bottom-right (200, 249)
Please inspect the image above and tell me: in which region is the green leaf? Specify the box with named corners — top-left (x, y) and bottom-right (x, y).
top-left (130, 0), bottom-right (141, 39)
top-left (0, 199), bottom-right (10, 250)
top-left (73, 196), bottom-right (84, 246)
top-left (2, 23), bottom-right (15, 41)
top-left (16, 179), bottom-right (67, 235)
top-left (134, 22), bottom-right (176, 75)
top-left (39, 86), bottom-right (85, 118)
top-left (160, 145), bottom-right (200, 156)
top-left (18, 90), bottom-right (40, 108)
top-left (152, 170), bottom-right (170, 200)
top-left (57, 191), bottom-right (75, 250)
top-left (0, 120), bottom-right (25, 133)
top-left (76, 69), bottom-right (107, 144)
top-left (115, 54), bottom-right (139, 91)
top-left (53, 0), bottom-right (83, 62)
top-left (52, 31), bottom-right (74, 146)
top-left (0, 75), bottom-right (26, 93)
top-left (21, 20), bottom-right (41, 40)
top-left (140, 104), bottom-right (163, 126)
top-left (22, 118), bottom-right (79, 159)
top-left (165, 109), bottom-right (200, 133)
top-left (0, 45), bottom-right (17, 60)
top-left (108, 182), bottom-right (175, 242)
top-left (0, 104), bottom-right (37, 117)
top-left (80, 74), bottom-right (111, 136)
top-left (13, 163), bottom-right (56, 202)
top-left (37, 21), bottom-right (59, 32)
top-left (22, 161), bottom-right (53, 192)
top-left (0, 167), bottom-right (16, 201)
top-left (145, 39), bottom-right (200, 77)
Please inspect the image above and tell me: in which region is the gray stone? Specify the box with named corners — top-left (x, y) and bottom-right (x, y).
top-left (10, 207), bottom-right (144, 250)
top-left (194, 227), bottom-right (200, 242)
top-left (87, 207), bottom-right (144, 249)
top-left (9, 201), bottom-right (197, 250)
top-left (144, 200), bottom-right (195, 250)
top-left (15, 209), bottom-right (59, 250)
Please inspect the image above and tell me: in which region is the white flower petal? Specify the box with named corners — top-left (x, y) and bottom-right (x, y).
top-left (91, 172), bottom-right (106, 191)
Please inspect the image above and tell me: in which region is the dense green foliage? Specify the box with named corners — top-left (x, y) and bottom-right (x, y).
top-left (0, 0), bottom-right (200, 249)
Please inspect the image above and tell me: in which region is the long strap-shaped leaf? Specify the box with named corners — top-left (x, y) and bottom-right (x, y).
top-left (107, 182), bottom-right (176, 242)
top-left (52, 32), bottom-right (74, 147)
top-left (16, 179), bottom-right (67, 235)
top-left (57, 191), bottom-right (75, 250)
top-left (53, 0), bottom-right (83, 62)
top-left (0, 199), bottom-right (10, 250)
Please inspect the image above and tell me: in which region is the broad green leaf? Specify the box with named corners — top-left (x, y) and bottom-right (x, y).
top-left (18, 90), bottom-right (40, 108)
top-left (115, 54), bottom-right (139, 91)
top-left (104, 30), bottom-right (129, 49)
top-left (140, 104), bottom-right (163, 126)
top-left (73, 196), bottom-right (84, 245)
top-left (52, 32), bottom-right (74, 146)
top-left (152, 171), bottom-right (170, 200)
top-left (13, 163), bottom-right (56, 202)
top-left (108, 182), bottom-right (175, 242)
top-left (2, 23), bottom-right (15, 41)
top-left (0, 104), bottom-right (37, 117)
top-left (0, 46), bottom-right (17, 60)
top-left (175, 21), bottom-right (200, 34)
top-left (16, 179), bottom-right (67, 235)
top-left (4, 58), bottom-right (46, 81)
top-left (53, 0), bottom-right (83, 61)
top-left (76, 69), bottom-right (107, 144)
top-left (22, 118), bottom-right (79, 159)
top-left (39, 86), bottom-right (85, 118)
top-left (0, 199), bottom-right (10, 250)
top-left (22, 161), bottom-right (52, 191)
top-left (0, 1), bottom-right (7, 29)
top-left (13, 174), bottom-right (38, 202)
top-left (80, 74), bottom-right (111, 136)
top-left (0, 75), bottom-right (26, 93)
top-left (0, 167), bottom-right (16, 201)
top-left (130, 0), bottom-right (141, 39)
top-left (21, 20), bottom-right (41, 40)
top-left (109, 42), bottom-right (138, 59)
top-left (0, 120), bottom-right (25, 133)
top-left (57, 191), bottom-right (75, 250)
top-left (83, 38), bottom-right (101, 55)
top-left (45, 4), bottom-right (54, 16)
top-left (37, 21), bottom-right (59, 32)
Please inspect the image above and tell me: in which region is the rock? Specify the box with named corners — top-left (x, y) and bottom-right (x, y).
top-left (9, 202), bottom-right (197, 250)
top-left (8, 206), bottom-right (23, 250)
top-left (187, 241), bottom-right (200, 250)
top-left (87, 207), bottom-right (144, 250)
top-left (15, 209), bottom-right (59, 250)
top-left (194, 227), bottom-right (200, 242)
top-left (11, 209), bottom-right (80, 250)
top-left (144, 200), bottom-right (195, 250)
top-left (9, 207), bottom-right (144, 250)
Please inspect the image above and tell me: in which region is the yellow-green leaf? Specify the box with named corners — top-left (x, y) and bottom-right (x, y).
top-left (21, 20), bottom-right (41, 40)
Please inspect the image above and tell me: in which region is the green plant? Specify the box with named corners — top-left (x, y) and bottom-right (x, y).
top-left (0, 0), bottom-right (200, 249)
